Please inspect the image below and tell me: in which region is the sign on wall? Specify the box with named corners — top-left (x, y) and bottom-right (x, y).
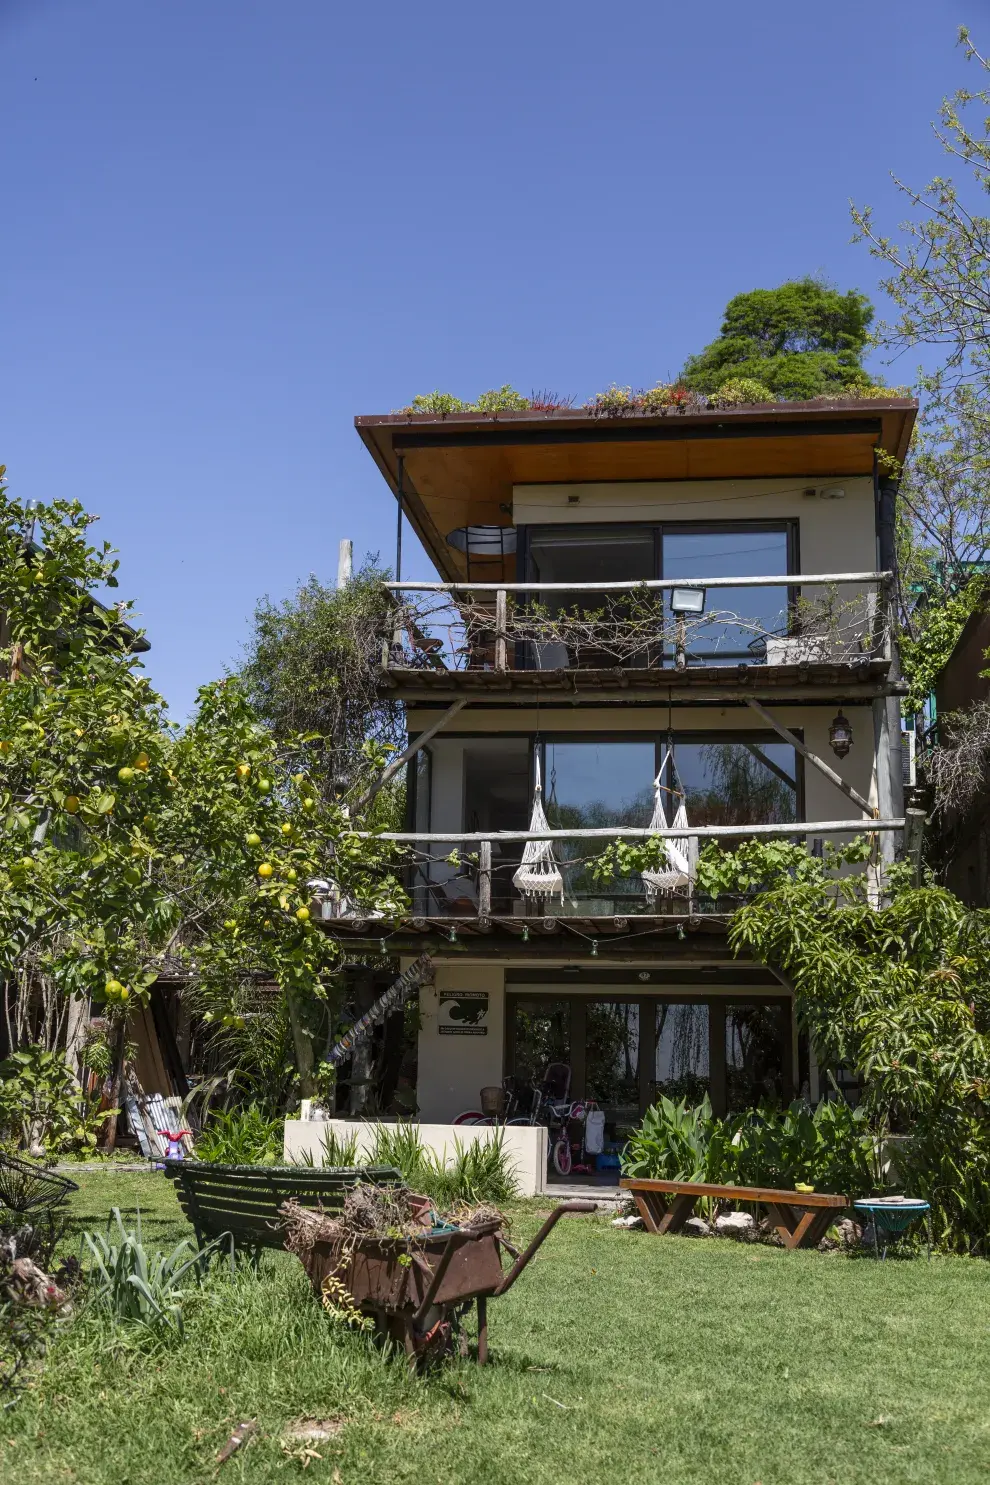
top-left (438, 991), bottom-right (489, 1036)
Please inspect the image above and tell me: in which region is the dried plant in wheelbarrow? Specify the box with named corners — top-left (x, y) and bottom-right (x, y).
top-left (281, 1185), bottom-right (595, 1369)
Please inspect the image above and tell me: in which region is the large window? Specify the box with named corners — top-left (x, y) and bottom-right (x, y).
top-left (542, 740), bottom-right (656, 913)
top-left (518, 521), bottom-right (795, 669)
top-left (662, 524), bottom-right (792, 663)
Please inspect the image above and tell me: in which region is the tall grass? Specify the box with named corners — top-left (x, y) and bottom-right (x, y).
top-left (194, 1105), bottom-right (283, 1165)
top-left (366, 1121), bottom-right (518, 1206)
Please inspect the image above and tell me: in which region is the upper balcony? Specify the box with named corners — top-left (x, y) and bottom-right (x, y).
top-left (379, 566), bottom-right (897, 704)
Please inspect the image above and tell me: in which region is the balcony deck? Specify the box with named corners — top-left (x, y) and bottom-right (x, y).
top-left (381, 654), bottom-right (899, 704)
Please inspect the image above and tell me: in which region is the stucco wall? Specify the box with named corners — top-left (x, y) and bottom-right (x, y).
top-left (415, 962), bottom-right (506, 1122)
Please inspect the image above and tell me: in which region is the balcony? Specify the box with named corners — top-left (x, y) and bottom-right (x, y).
top-left (315, 817), bottom-right (907, 955)
top-left (378, 571), bottom-right (898, 703)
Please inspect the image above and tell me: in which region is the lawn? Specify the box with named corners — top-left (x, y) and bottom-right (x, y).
top-left (4, 1169), bottom-right (990, 1485)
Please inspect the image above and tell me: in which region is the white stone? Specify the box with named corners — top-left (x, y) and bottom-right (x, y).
top-left (715, 1211), bottom-right (756, 1237)
top-left (611, 1214), bottom-right (644, 1229)
top-left (682, 1216), bottom-right (711, 1237)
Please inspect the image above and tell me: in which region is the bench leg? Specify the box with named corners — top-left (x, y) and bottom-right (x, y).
top-left (766, 1204), bottom-right (836, 1250)
top-left (631, 1190), bottom-right (667, 1234)
top-left (659, 1192), bottom-right (699, 1235)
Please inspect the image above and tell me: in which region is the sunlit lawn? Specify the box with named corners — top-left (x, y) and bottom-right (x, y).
top-left (4, 1169), bottom-right (990, 1484)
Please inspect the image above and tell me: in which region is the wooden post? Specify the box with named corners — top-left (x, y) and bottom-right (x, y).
top-left (495, 589), bottom-right (508, 672)
top-left (675, 615), bottom-right (686, 671)
top-left (744, 697), bottom-right (874, 817)
top-left (478, 839), bottom-right (492, 917)
top-left (337, 539), bottom-right (353, 589)
top-left (904, 806), bottom-right (927, 885)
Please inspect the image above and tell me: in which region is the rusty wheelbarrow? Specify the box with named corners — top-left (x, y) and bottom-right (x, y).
top-left (297, 1199), bottom-right (595, 1367)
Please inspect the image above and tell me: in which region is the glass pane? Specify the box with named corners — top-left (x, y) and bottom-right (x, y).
top-left (544, 741), bottom-right (656, 913)
top-left (528, 525), bottom-right (655, 585)
top-left (654, 1002), bottom-right (710, 1103)
top-left (664, 529), bottom-right (789, 663)
top-left (510, 1000), bottom-right (571, 1093)
top-left (725, 1003), bottom-right (787, 1109)
top-left (674, 740), bottom-right (797, 828)
top-left (585, 1001), bottom-right (640, 1123)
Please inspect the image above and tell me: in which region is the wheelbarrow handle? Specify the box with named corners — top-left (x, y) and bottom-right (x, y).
top-left (493, 1200), bottom-right (597, 1297)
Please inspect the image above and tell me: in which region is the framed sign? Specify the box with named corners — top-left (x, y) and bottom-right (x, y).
top-left (439, 991), bottom-right (489, 1036)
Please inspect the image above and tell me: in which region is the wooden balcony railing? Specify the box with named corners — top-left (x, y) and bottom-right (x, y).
top-left (381, 572), bottom-right (894, 675)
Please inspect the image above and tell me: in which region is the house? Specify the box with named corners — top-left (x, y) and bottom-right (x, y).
top-left (322, 394), bottom-right (917, 1135)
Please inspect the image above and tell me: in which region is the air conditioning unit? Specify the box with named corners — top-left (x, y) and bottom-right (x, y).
top-left (765, 636), bottom-right (832, 665)
top-left (900, 729), bottom-right (917, 788)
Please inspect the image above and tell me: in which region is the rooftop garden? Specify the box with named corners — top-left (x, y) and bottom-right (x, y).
top-left (398, 279), bottom-right (911, 418)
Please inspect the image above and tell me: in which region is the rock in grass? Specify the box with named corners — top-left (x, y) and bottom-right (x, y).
top-left (682, 1216), bottom-right (711, 1238)
top-left (715, 1211), bottom-right (755, 1238)
top-left (611, 1214), bottom-right (644, 1229)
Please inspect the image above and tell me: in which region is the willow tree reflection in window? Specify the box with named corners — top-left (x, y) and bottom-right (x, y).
top-left (510, 1000), bottom-right (570, 1091)
top-left (674, 739), bottom-right (798, 828)
top-left (654, 1003), bottom-right (710, 1103)
top-left (542, 741), bottom-right (655, 913)
top-left (585, 1001), bottom-right (640, 1123)
top-left (725, 1003), bottom-right (787, 1109)
top-left (663, 527), bottom-right (790, 664)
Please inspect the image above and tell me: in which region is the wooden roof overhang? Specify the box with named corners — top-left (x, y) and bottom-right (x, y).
top-left (356, 398), bottom-right (918, 584)
top-left (381, 657), bottom-right (903, 707)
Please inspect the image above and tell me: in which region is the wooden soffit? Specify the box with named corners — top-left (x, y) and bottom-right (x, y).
top-left (355, 398), bottom-right (917, 583)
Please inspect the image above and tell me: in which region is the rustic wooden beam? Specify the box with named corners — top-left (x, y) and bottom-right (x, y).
top-left (384, 571), bottom-right (890, 594)
top-left (743, 697), bottom-right (875, 817)
top-left (362, 818), bottom-right (904, 843)
top-left (354, 698), bottom-right (466, 811)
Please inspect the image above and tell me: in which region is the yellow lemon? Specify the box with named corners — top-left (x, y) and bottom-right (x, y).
top-left (134, 753), bottom-right (150, 771)
top-left (280, 822), bottom-right (293, 836)
top-left (257, 862), bottom-right (274, 878)
top-left (64, 795), bottom-right (80, 814)
top-left (117, 767), bottom-right (134, 782)
top-left (236, 763), bottom-right (251, 779)
top-left (245, 832), bottom-right (262, 847)
top-left (295, 906), bottom-right (311, 922)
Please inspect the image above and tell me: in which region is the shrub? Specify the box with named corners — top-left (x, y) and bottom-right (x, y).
top-left (0, 1045), bottom-right (110, 1157)
top-left (408, 391), bottom-right (468, 416)
top-left (472, 385), bottom-right (530, 412)
top-left (639, 382), bottom-right (699, 413)
top-left (711, 377), bottom-right (777, 407)
top-left (585, 384), bottom-right (638, 416)
top-left (622, 1095), bottom-right (875, 1199)
top-left (82, 1209), bottom-right (230, 1342)
top-left (367, 1121), bottom-right (518, 1204)
top-left (195, 1104), bottom-right (283, 1165)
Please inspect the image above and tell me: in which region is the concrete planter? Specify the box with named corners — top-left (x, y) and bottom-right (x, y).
top-left (284, 1118), bottom-right (548, 1197)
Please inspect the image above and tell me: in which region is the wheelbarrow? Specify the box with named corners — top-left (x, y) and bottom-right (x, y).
top-left (297, 1199), bottom-right (596, 1367)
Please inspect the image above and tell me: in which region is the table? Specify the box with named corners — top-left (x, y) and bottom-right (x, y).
top-left (853, 1198), bottom-right (931, 1260)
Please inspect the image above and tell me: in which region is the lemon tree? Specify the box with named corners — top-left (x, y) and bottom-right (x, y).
top-left (0, 477), bottom-right (405, 1136)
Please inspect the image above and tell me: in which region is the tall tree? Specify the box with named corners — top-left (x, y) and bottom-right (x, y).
top-left (853, 30), bottom-right (990, 642)
top-left (680, 278), bottom-right (877, 400)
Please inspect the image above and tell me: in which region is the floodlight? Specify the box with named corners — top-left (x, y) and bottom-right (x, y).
top-left (670, 587), bottom-right (706, 616)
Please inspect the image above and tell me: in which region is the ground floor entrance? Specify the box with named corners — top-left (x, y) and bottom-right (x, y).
top-left (412, 960), bottom-right (798, 1131)
top-left (505, 992), bottom-right (795, 1125)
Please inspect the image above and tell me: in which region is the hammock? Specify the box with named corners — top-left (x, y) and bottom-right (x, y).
top-left (642, 749), bottom-right (697, 904)
top-left (512, 755), bottom-right (565, 903)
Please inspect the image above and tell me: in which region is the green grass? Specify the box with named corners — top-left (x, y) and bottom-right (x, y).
top-left (6, 1170), bottom-right (990, 1484)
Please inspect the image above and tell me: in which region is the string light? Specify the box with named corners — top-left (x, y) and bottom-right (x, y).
top-left (448, 926), bottom-right (458, 944)
top-left (521, 926), bottom-right (530, 942)
top-left (590, 939), bottom-right (598, 957)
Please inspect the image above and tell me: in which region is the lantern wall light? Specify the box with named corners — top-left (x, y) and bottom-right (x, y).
top-left (829, 711), bottom-right (853, 758)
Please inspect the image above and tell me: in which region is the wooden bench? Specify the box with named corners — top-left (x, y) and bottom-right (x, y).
top-left (620, 1178), bottom-right (849, 1250)
top-left (161, 1160), bottom-right (404, 1253)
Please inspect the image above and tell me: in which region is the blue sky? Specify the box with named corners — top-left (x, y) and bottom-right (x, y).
top-left (0, 0), bottom-right (976, 717)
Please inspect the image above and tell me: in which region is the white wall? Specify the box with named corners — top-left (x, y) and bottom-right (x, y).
top-left (512, 476), bottom-right (877, 578)
top-left (284, 1116), bottom-right (547, 1197)
top-left (415, 961), bottom-right (506, 1122)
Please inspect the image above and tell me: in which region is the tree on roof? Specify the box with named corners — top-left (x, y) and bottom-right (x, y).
top-left (679, 278), bottom-right (878, 401)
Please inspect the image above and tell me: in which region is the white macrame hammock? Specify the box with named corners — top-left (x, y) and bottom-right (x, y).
top-left (512, 755), bottom-right (565, 903)
top-left (642, 748), bottom-right (697, 904)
